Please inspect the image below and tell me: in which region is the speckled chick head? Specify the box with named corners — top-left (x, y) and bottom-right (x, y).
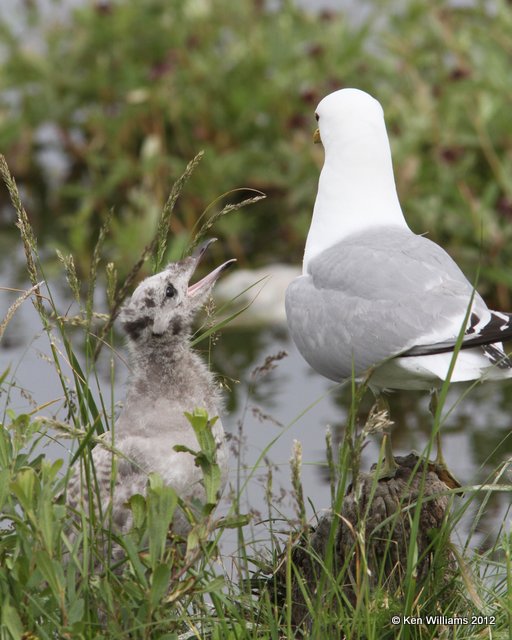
top-left (120, 241), bottom-right (235, 345)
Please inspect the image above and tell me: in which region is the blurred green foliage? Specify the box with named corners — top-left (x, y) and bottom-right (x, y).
top-left (1, 0), bottom-right (512, 305)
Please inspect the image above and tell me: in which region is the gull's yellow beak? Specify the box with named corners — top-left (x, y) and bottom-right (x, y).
top-left (313, 128), bottom-right (322, 144)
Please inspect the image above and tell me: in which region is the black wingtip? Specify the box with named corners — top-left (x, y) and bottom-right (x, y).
top-left (401, 311), bottom-right (512, 362)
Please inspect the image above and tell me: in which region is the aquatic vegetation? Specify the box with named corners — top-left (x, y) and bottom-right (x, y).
top-left (1, 0), bottom-right (512, 308)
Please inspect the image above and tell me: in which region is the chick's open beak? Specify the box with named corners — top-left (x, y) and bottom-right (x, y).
top-left (192, 237), bottom-right (217, 260)
top-left (188, 259), bottom-right (236, 297)
top-left (313, 128), bottom-right (322, 144)
top-left (188, 238), bottom-right (236, 297)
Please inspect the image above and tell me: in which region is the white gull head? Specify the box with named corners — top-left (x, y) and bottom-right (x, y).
top-left (303, 88), bottom-right (408, 273)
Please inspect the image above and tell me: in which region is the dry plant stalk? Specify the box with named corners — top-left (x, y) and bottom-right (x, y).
top-left (0, 283), bottom-right (44, 341)
top-left (94, 151), bottom-right (205, 356)
top-left (362, 403), bottom-right (394, 437)
top-left (86, 208), bottom-right (114, 325)
top-left (0, 155), bottom-right (44, 315)
top-left (56, 250), bottom-right (81, 306)
top-left (153, 150), bottom-right (205, 273)
top-left (190, 190), bottom-right (266, 251)
top-left (290, 439), bottom-right (306, 527)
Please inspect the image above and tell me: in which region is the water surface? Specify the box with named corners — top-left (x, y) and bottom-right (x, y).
top-left (2, 246), bottom-right (511, 558)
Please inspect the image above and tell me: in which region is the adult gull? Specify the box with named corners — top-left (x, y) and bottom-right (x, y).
top-left (285, 88), bottom-right (512, 474)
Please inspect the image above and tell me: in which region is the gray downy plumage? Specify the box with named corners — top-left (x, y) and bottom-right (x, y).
top-left (66, 240), bottom-right (235, 539)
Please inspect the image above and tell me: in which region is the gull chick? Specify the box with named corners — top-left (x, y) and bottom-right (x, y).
top-left (67, 240), bottom-right (234, 536)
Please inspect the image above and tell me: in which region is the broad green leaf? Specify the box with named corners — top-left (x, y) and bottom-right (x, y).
top-left (1, 598), bottom-right (23, 639)
top-left (147, 475), bottom-right (178, 566)
top-left (0, 425), bottom-right (12, 468)
top-left (35, 550), bottom-right (65, 602)
top-left (121, 535), bottom-right (148, 587)
top-left (38, 497), bottom-right (57, 553)
top-left (10, 467), bottom-right (37, 516)
top-left (67, 597), bottom-right (85, 625)
top-left (126, 493), bottom-right (147, 529)
top-left (183, 409), bottom-right (222, 508)
top-left (150, 562), bottom-right (172, 607)
top-left (0, 468), bottom-right (11, 510)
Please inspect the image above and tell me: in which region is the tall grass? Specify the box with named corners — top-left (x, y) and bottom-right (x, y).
top-left (0, 159), bottom-right (511, 638)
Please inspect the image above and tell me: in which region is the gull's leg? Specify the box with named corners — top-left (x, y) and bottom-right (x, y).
top-left (376, 395), bottom-right (399, 479)
top-left (428, 389), bottom-right (461, 490)
top-left (428, 389), bottom-right (446, 467)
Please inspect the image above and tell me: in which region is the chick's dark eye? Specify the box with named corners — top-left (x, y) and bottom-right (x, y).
top-left (165, 284), bottom-right (176, 298)
top-left (315, 113), bottom-right (319, 122)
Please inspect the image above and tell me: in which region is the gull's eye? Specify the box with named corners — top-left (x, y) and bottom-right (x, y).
top-left (315, 113), bottom-right (319, 122)
top-left (165, 284), bottom-right (177, 298)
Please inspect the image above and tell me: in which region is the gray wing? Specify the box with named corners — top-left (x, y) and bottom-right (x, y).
top-left (286, 226), bottom-right (489, 381)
